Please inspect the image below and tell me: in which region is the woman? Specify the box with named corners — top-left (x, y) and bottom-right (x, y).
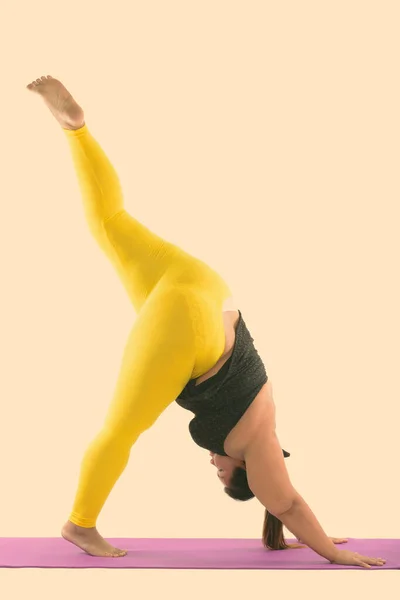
top-left (26, 74), bottom-right (385, 569)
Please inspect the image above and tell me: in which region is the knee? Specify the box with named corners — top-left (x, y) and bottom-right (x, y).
top-left (100, 421), bottom-right (142, 450)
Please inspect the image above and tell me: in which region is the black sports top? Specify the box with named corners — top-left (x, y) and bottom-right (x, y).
top-left (176, 311), bottom-right (290, 459)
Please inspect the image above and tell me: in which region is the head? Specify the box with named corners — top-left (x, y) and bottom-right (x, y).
top-left (209, 451), bottom-right (290, 551)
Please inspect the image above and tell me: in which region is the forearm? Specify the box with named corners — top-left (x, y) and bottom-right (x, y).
top-left (276, 493), bottom-right (339, 562)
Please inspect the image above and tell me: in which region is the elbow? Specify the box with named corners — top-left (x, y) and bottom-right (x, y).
top-left (267, 494), bottom-right (298, 517)
top-left (267, 501), bottom-right (294, 518)
top-left (247, 472), bottom-right (298, 517)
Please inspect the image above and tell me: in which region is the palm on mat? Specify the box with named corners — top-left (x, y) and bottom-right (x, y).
top-left (296, 537), bottom-right (348, 546)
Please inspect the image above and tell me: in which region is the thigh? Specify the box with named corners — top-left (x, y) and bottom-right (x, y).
top-left (102, 286), bottom-right (196, 440)
top-left (104, 210), bottom-right (189, 312)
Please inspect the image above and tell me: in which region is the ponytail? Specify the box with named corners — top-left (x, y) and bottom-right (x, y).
top-left (262, 510), bottom-right (305, 550)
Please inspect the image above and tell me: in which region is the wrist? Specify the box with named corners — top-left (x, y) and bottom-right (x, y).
top-left (327, 546), bottom-right (341, 563)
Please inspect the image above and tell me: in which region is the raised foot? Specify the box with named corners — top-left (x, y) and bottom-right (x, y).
top-left (61, 521), bottom-right (127, 557)
top-left (26, 75), bottom-right (85, 131)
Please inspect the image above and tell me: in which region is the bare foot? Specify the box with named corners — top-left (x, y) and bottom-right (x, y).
top-left (26, 75), bottom-right (85, 130)
top-left (61, 521), bottom-right (127, 557)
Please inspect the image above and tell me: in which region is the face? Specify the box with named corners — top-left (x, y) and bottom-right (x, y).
top-left (209, 452), bottom-right (245, 486)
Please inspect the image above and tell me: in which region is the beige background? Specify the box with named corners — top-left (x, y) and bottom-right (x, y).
top-left (0, 0), bottom-right (399, 597)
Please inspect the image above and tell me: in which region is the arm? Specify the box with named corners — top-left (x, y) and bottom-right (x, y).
top-left (244, 401), bottom-right (339, 563)
top-left (275, 493), bottom-right (339, 561)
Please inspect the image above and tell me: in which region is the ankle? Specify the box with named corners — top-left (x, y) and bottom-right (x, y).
top-left (64, 520), bottom-right (95, 533)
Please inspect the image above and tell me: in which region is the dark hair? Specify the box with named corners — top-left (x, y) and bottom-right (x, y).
top-left (224, 466), bottom-right (301, 551)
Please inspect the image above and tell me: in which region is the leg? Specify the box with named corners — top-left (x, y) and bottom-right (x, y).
top-left (62, 287), bottom-right (196, 556)
top-left (27, 75), bottom-right (184, 313)
top-left (27, 75), bottom-right (231, 556)
top-left (63, 125), bottom-right (183, 311)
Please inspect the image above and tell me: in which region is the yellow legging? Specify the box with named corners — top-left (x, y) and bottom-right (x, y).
top-left (63, 125), bottom-right (232, 527)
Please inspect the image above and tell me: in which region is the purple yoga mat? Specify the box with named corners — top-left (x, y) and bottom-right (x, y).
top-left (0, 538), bottom-right (398, 570)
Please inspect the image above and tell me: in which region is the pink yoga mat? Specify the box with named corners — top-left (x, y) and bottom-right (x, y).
top-left (0, 538), bottom-right (399, 569)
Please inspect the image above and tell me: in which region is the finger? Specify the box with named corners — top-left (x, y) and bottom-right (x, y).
top-left (359, 562), bottom-right (372, 569)
top-left (365, 555), bottom-right (386, 564)
top-left (363, 557), bottom-right (386, 566)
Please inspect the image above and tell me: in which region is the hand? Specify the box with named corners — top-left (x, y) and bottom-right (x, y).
top-left (330, 549), bottom-right (386, 569)
top-left (296, 536), bottom-right (348, 545)
top-left (328, 537), bottom-right (348, 545)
